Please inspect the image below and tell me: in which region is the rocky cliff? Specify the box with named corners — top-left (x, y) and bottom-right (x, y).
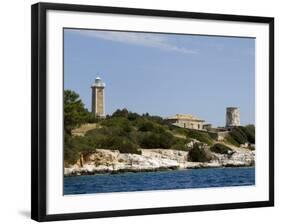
top-left (64, 146), bottom-right (255, 176)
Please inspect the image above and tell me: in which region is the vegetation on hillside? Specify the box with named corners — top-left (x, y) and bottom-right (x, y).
top-left (169, 126), bottom-right (213, 146)
top-left (210, 143), bottom-right (233, 154)
top-left (64, 90), bottom-right (100, 134)
top-left (64, 90), bottom-right (255, 165)
top-left (225, 125), bottom-right (255, 147)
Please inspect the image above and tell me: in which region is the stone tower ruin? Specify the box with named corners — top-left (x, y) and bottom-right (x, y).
top-left (91, 76), bottom-right (105, 117)
top-left (226, 107), bottom-right (240, 127)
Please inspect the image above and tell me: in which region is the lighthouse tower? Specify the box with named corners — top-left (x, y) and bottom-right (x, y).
top-left (91, 76), bottom-right (105, 117)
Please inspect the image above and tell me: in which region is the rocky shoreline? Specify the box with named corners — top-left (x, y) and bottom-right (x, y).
top-left (64, 147), bottom-right (255, 176)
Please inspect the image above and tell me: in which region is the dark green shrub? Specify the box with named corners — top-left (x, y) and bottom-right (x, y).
top-left (245, 124), bottom-right (255, 134)
top-left (100, 117), bottom-right (133, 132)
top-left (127, 112), bottom-right (140, 121)
top-left (147, 115), bottom-right (164, 125)
top-left (64, 132), bottom-right (96, 165)
top-left (112, 137), bottom-right (140, 154)
top-left (229, 127), bottom-right (248, 145)
top-left (138, 132), bottom-right (159, 148)
top-left (85, 127), bottom-right (140, 154)
top-left (240, 125), bottom-right (255, 144)
top-left (210, 143), bottom-right (232, 154)
top-left (225, 125), bottom-right (255, 146)
top-left (225, 135), bottom-right (240, 147)
top-left (171, 126), bottom-right (189, 136)
top-left (64, 132), bottom-right (79, 165)
top-left (185, 130), bottom-right (213, 146)
top-left (85, 112), bottom-right (100, 123)
top-left (188, 143), bottom-right (212, 162)
top-left (137, 119), bottom-right (166, 133)
top-left (171, 142), bottom-right (186, 151)
top-left (158, 132), bottom-right (174, 148)
top-left (138, 131), bottom-right (174, 149)
top-left (171, 138), bottom-right (189, 151)
top-left (111, 108), bottom-right (129, 118)
top-left (138, 120), bottom-right (155, 132)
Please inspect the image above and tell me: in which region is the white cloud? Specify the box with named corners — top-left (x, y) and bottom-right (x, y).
top-left (69, 29), bottom-right (197, 54)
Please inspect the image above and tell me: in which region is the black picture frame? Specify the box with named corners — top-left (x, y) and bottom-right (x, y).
top-left (31, 2), bottom-right (274, 222)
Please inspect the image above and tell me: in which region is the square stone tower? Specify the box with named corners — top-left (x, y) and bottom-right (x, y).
top-left (91, 76), bottom-right (105, 117)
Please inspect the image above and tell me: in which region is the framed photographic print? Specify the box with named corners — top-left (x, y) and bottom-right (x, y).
top-left (31, 2), bottom-right (274, 222)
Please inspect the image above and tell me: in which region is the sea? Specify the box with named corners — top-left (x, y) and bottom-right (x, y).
top-left (64, 167), bottom-right (255, 195)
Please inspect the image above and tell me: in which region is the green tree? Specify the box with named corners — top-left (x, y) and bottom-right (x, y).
top-left (64, 90), bottom-right (87, 133)
top-left (127, 112), bottom-right (140, 121)
top-left (85, 110), bottom-right (100, 123)
top-left (111, 108), bottom-right (129, 118)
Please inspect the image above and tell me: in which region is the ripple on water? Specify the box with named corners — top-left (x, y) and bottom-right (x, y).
top-left (64, 167), bottom-right (255, 195)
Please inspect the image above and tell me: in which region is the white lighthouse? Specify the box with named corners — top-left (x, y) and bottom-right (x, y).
top-left (91, 76), bottom-right (105, 117)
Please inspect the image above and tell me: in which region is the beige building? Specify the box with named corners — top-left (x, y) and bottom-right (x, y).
top-left (165, 114), bottom-right (205, 130)
top-left (91, 76), bottom-right (105, 117)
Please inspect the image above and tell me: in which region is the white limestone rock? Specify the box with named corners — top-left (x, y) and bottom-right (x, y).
top-left (64, 147), bottom-right (255, 176)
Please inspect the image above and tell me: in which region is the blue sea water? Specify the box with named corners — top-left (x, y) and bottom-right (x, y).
top-left (64, 167), bottom-right (255, 195)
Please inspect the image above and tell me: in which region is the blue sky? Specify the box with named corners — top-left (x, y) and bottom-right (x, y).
top-left (64, 29), bottom-right (255, 127)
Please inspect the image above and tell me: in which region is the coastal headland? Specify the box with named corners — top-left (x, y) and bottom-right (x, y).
top-left (64, 145), bottom-right (255, 176)
top-left (64, 91), bottom-right (255, 177)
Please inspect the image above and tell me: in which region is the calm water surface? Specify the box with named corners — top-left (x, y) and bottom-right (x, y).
top-left (64, 167), bottom-right (255, 195)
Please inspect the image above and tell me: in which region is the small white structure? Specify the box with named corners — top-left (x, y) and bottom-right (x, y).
top-left (91, 76), bottom-right (105, 117)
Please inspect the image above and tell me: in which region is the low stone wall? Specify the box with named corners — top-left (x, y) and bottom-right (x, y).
top-left (207, 131), bottom-right (229, 141)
